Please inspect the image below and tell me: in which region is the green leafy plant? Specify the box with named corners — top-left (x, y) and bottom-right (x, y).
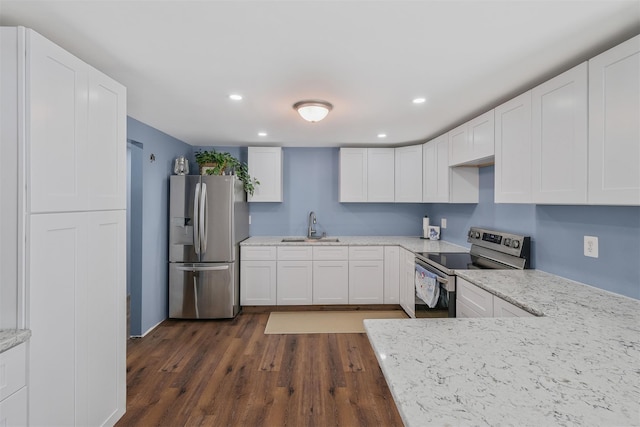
top-left (194, 149), bottom-right (259, 195)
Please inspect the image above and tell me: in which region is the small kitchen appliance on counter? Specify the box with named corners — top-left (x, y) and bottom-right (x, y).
top-left (413, 227), bottom-right (530, 318)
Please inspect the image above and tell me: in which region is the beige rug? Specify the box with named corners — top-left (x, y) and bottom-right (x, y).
top-left (264, 310), bottom-right (408, 334)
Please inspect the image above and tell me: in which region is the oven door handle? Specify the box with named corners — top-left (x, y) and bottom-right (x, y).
top-left (434, 276), bottom-right (448, 285)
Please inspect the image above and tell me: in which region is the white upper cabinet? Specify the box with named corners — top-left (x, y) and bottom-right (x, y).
top-left (28, 30), bottom-right (89, 213)
top-left (87, 69), bottom-right (127, 211)
top-left (532, 62), bottom-right (588, 204)
top-left (367, 148), bottom-right (395, 202)
top-left (339, 148), bottom-right (368, 202)
top-left (26, 30), bottom-right (126, 213)
top-left (494, 91), bottom-right (533, 203)
top-left (588, 35), bottom-right (640, 205)
top-left (395, 145), bottom-right (422, 202)
top-left (247, 147), bottom-right (283, 202)
top-left (422, 134), bottom-right (449, 202)
top-left (423, 134), bottom-right (479, 203)
top-left (449, 110), bottom-right (495, 166)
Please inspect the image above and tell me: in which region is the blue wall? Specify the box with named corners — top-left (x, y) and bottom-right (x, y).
top-left (247, 148), bottom-right (428, 236)
top-left (127, 117), bottom-right (193, 336)
top-left (426, 166), bottom-right (640, 299)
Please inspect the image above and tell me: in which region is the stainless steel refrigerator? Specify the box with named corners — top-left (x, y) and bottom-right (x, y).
top-left (169, 175), bottom-right (249, 319)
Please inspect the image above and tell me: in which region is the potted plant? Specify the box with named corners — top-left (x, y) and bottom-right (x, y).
top-left (194, 149), bottom-right (259, 196)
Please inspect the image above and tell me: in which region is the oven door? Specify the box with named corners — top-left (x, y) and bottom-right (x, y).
top-left (415, 257), bottom-right (456, 318)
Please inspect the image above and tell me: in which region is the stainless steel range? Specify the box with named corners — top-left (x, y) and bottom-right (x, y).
top-left (414, 227), bottom-right (531, 318)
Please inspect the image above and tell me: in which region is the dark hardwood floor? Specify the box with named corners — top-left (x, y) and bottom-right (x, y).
top-left (116, 312), bottom-right (404, 426)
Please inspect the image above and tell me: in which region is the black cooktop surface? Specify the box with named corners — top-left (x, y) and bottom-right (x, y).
top-left (415, 252), bottom-right (479, 270)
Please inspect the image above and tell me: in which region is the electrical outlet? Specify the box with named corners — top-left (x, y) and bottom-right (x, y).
top-left (441, 218), bottom-right (447, 229)
top-left (584, 236), bottom-right (598, 258)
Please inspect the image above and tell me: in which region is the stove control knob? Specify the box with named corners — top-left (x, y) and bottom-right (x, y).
top-left (468, 230), bottom-right (474, 238)
top-left (475, 231), bottom-right (481, 238)
top-left (512, 240), bottom-right (520, 249)
top-left (504, 238), bottom-right (511, 246)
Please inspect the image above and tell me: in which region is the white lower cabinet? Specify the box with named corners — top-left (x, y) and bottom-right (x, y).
top-left (349, 261), bottom-right (384, 304)
top-left (0, 387), bottom-right (27, 427)
top-left (240, 246), bottom-right (277, 305)
top-left (383, 246), bottom-right (399, 304)
top-left (457, 278), bottom-right (533, 318)
top-left (399, 248), bottom-right (415, 318)
top-left (29, 211), bottom-right (126, 426)
top-left (277, 261), bottom-right (313, 305)
top-left (313, 261), bottom-right (349, 304)
top-left (0, 343), bottom-right (27, 426)
top-left (313, 246), bottom-right (349, 304)
top-left (240, 260), bottom-right (277, 305)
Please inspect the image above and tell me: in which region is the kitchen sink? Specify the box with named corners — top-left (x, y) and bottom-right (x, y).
top-left (281, 237), bottom-right (340, 243)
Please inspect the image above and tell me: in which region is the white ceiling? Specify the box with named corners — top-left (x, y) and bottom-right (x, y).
top-left (1, 1), bottom-right (639, 147)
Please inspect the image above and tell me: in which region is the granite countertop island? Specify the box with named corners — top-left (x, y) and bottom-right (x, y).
top-left (0, 329), bottom-right (31, 353)
top-left (365, 270), bottom-right (640, 426)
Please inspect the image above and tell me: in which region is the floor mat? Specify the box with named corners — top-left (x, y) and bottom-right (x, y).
top-left (264, 310), bottom-right (408, 334)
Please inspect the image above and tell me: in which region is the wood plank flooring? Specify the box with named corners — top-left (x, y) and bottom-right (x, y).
top-left (115, 312), bottom-right (404, 427)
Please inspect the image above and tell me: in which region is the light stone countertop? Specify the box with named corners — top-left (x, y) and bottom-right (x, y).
top-left (0, 329), bottom-right (31, 353)
top-left (364, 269), bottom-right (640, 427)
top-left (241, 235), bottom-right (468, 254)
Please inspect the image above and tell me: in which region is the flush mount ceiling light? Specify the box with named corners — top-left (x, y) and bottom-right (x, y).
top-left (293, 100), bottom-right (333, 122)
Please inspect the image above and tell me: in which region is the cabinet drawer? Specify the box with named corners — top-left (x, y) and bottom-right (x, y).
top-left (0, 343), bottom-right (26, 401)
top-left (313, 246), bottom-right (349, 260)
top-left (277, 246), bottom-right (313, 261)
top-left (348, 246), bottom-right (384, 260)
top-left (241, 246), bottom-right (276, 260)
top-left (457, 278), bottom-right (493, 317)
top-left (0, 386), bottom-right (27, 426)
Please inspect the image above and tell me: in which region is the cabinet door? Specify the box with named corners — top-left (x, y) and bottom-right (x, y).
top-left (456, 278), bottom-right (493, 318)
top-left (277, 246), bottom-right (313, 261)
top-left (532, 62), bottom-right (588, 204)
top-left (349, 260), bottom-right (384, 304)
top-left (588, 35), bottom-right (640, 205)
top-left (401, 249), bottom-right (415, 318)
top-left (241, 246), bottom-right (277, 261)
top-left (422, 134), bottom-right (449, 202)
top-left (468, 110), bottom-right (495, 163)
top-left (313, 261), bottom-right (349, 304)
top-left (367, 148), bottom-right (395, 202)
top-left (28, 30), bottom-right (89, 213)
top-left (495, 91), bottom-right (533, 203)
top-left (394, 145), bottom-right (423, 202)
top-left (448, 124), bottom-right (469, 166)
top-left (277, 261), bottom-right (313, 305)
top-left (339, 148), bottom-right (367, 202)
top-left (383, 246), bottom-right (399, 304)
top-left (247, 147), bottom-right (283, 202)
top-left (493, 297), bottom-right (534, 318)
top-left (85, 211), bottom-right (126, 426)
top-left (240, 261), bottom-right (276, 305)
top-left (87, 69), bottom-right (127, 211)
top-left (29, 213), bottom-right (87, 426)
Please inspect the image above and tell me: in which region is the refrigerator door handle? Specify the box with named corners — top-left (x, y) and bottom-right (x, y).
top-left (193, 182), bottom-right (201, 255)
top-left (175, 265), bottom-right (230, 272)
top-left (200, 182), bottom-right (208, 255)
top-left (193, 275), bottom-right (200, 318)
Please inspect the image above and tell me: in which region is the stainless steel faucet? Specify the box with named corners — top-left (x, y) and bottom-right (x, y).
top-left (307, 211), bottom-right (318, 239)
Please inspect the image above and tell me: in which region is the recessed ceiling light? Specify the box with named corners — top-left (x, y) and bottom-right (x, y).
top-left (229, 94), bottom-right (243, 101)
top-left (258, 132), bottom-right (267, 137)
top-left (412, 97), bottom-right (426, 104)
top-left (377, 133), bottom-right (387, 138)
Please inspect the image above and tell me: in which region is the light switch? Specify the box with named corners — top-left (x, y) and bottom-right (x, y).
top-left (441, 218), bottom-right (447, 229)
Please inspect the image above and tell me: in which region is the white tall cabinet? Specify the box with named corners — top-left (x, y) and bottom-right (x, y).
top-left (588, 35), bottom-right (640, 205)
top-left (394, 145), bottom-right (422, 202)
top-left (1, 27), bottom-right (127, 426)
